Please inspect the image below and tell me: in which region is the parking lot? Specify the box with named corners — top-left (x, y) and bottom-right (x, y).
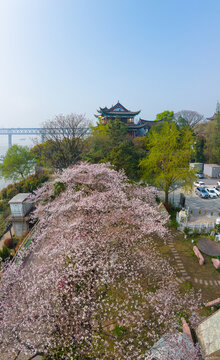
top-left (185, 179), bottom-right (220, 215)
top-left (160, 178), bottom-right (220, 224)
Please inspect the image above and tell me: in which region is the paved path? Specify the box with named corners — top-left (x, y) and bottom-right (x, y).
top-left (167, 239), bottom-right (191, 282)
top-left (167, 239), bottom-right (220, 287)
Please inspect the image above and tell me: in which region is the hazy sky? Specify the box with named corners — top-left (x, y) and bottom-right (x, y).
top-left (0, 0), bottom-right (220, 129)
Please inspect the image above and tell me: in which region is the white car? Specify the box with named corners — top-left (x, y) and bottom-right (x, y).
top-left (206, 188), bottom-right (217, 199)
top-left (194, 181), bottom-right (205, 187)
top-left (217, 181), bottom-right (220, 187)
top-left (213, 186), bottom-right (220, 196)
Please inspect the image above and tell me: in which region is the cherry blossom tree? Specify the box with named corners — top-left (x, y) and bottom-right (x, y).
top-left (0, 163), bottom-right (202, 359)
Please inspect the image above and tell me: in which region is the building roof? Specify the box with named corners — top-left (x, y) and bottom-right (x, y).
top-left (108, 102), bottom-right (129, 112)
top-left (96, 101), bottom-right (141, 118)
top-left (9, 193), bottom-right (31, 204)
top-left (207, 114), bottom-right (215, 121)
top-left (204, 164), bottom-right (220, 167)
top-left (145, 332), bottom-right (196, 359)
top-left (197, 309), bottom-right (220, 359)
top-left (139, 118), bottom-right (164, 128)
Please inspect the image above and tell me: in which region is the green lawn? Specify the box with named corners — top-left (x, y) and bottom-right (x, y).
top-left (169, 230), bottom-right (220, 301)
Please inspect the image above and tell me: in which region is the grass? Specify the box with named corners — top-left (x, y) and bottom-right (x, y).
top-left (169, 230), bottom-right (220, 301)
top-left (179, 281), bottom-right (193, 293)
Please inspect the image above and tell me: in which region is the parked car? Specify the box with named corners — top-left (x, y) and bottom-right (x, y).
top-left (195, 173), bottom-right (204, 179)
top-left (213, 186), bottom-right (220, 196)
top-left (195, 187), bottom-right (201, 196)
top-left (206, 188), bottom-right (217, 199)
top-left (195, 187), bottom-right (209, 198)
top-left (194, 181), bottom-right (205, 187)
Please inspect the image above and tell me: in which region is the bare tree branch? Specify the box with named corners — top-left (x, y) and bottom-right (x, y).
top-left (27, 352), bottom-right (45, 360)
top-left (174, 110), bottom-right (205, 128)
top-left (32, 113), bottom-right (91, 170)
top-left (42, 113), bottom-right (90, 141)
top-left (13, 350), bottom-right (21, 360)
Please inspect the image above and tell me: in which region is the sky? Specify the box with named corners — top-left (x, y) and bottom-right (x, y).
top-left (0, 0), bottom-right (220, 134)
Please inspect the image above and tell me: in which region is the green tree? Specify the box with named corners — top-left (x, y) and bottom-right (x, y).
top-left (196, 120), bottom-right (215, 163)
top-left (85, 119), bottom-right (147, 180)
top-left (85, 118), bottom-right (129, 163)
top-left (0, 145), bottom-right (35, 181)
top-left (155, 110), bottom-right (174, 122)
top-left (201, 102), bottom-right (220, 164)
top-left (84, 134), bottom-right (112, 163)
top-left (175, 115), bottom-right (189, 128)
top-left (191, 135), bottom-right (205, 163)
top-left (213, 111), bottom-right (220, 163)
top-left (140, 121), bottom-right (195, 207)
top-left (105, 118), bottom-right (129, 146)
top-left (90, 117), bottom-right (108, 136)
top-left (107, 140), bottom-right (140, 180)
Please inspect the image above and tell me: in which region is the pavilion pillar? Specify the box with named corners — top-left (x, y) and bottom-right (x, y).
top-left (8, 134), bottom-right (12, 147)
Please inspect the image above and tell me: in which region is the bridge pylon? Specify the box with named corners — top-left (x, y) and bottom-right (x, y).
top-left (8, 134), bottom-right (12, 147)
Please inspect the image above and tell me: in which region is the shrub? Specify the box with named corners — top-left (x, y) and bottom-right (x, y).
top-left (155, 196), bottom-right (161, 204)
top-left (14, 182), bottom-right (23, 193)
top-left (0, 172), bottom-right (49, 202)
top-left (169, 218), bottom-right (178, 229)
top-left (0, 188), bottom-right (7, 200)
top-left (200, 227), bottom-right (207, 236)
top-left (23, 174), bottom-right (40, 192)
top-left (183, 227), bottom-right (190, 236)
top-left (113, 325), bottom-right (127, 337)
top-left (216, 224), bottom-right (220, 233)
top-left (53, 182), bottom-right (67, 197)
top-left (0, 200), bottom-right (3, 213)
top-left (2, 206), bottom-right (10, 219)
top-left (0, 245), bottom-right (12, 262)
top-left (4, 237), bottom-right (14, 249)
top-left (6, 185), bottom-right (17, 199)
top-left (0, 215), bottom-right (6, 238)
top-left (191, 228), bottom-right (200, 237)
top-left (0, 199), bottom-right (8, 213)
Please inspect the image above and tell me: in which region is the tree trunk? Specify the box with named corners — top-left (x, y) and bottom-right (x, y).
top-left (164, 190), bottom-right (169, 208)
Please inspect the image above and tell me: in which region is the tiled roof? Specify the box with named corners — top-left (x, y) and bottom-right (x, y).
top-left (139, 118), bottom-right (164, 127)
top-left (145, 333), bottom-right (196, 359)
top-left (197, 309), bottom-right (220, 358)
top-left (97, 102), bottom-right (140, 116)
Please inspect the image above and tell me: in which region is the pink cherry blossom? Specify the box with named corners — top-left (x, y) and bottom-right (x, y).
top-left (0, 163), bottom-right (202, 359)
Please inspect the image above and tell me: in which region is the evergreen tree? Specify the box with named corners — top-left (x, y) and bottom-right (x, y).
top-left (107, 140), bottom-right (140, 180)
top-left (191, 135), bottom-right (205, 163)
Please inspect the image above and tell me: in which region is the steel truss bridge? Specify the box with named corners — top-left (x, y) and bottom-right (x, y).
top-left (0, 127), bottom-right (89, 147)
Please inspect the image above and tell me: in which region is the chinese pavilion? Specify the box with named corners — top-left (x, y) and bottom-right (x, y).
top-left (95, 101), bottom-right (163, 137)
